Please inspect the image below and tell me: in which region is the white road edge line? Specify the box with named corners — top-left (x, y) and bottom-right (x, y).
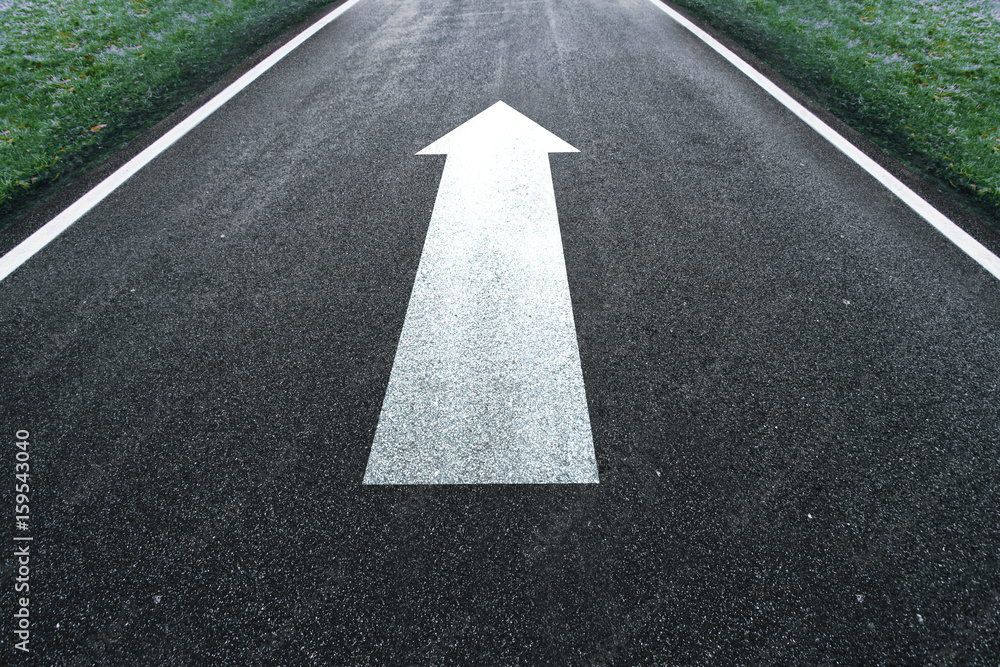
top-left (647, 0), bottom-right (1000, 282)
top-left (0, 0), bottom-right (365, 284)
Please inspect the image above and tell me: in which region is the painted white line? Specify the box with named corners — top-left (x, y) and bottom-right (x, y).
top-left (0, 0), bottom-right (365, 285)
top-left (364, 102), bottom-right (598, 485)
top-left (647, 0), bottom-right (1000, 282)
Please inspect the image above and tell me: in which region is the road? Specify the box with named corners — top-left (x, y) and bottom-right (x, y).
top-left (2, 0), bottom-right (999, 662)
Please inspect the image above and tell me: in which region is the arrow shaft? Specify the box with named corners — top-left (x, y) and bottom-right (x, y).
top-left (364, 150), bottom-right (597, 484)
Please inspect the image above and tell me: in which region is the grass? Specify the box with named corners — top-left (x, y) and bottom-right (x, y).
top-left (0, 0), bottom-right (339, 229)
top-left (667, 0), bottom-right (1000, 229)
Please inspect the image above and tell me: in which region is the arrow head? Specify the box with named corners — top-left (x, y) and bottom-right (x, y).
top-left (417, 101), bottom-right (578, 156)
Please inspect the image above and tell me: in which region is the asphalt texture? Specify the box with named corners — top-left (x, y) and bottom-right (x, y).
top-left (2, 0), bottom-right (1000, 663)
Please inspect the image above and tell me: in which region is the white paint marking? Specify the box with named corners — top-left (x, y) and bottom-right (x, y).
top-left (0, 0), bottom-right (364, 284)
top-left (364, 102), bottom-right (598, 485)
top-left (647, 0), bottom-right (1000, 282)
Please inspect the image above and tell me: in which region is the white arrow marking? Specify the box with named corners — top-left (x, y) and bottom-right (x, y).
top-left (363, 101), bottom-right (598, 485)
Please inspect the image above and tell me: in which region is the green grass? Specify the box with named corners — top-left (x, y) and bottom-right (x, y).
top-left (0, 0), bottom-right (338, 228)
top-left (669, 0), bottom-right (1000, 228)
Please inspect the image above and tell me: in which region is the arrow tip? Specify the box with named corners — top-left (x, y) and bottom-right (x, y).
top-left (417, 101), bottom-right (578, 156)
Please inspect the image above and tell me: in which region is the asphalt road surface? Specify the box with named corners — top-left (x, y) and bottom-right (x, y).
top-left (2, 0), bottom-right (1000, 663)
